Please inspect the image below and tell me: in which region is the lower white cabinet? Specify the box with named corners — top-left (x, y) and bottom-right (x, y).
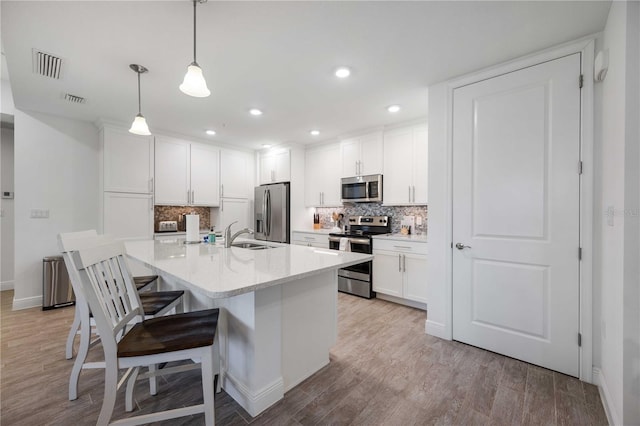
top-left (373, 240), bottom-right (427, 304)
top-left (103, 192), bottom-right (153, 240)
top-left (292, 231), bottom-right (329, 248)
top-left (218, 198), bottom-right (250, 232)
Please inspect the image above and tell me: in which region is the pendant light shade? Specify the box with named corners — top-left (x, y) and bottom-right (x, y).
top-left (180, 0), bottom-right (210, 97)
top-left (180, 62), bottom-right (210, 97)
top-left (129, 64), bottom-right (151, 136)
top-left (129, 114), bottom-right (151, 136)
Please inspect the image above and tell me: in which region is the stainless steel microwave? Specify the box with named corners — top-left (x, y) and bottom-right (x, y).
top-left (341, 174), bottom-right (383, 203)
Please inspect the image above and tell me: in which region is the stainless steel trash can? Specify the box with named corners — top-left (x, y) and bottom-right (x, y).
top-left (42, 256), bottom-right (75, 310)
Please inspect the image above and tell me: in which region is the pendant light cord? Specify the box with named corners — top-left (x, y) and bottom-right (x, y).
top-left (137, 70), bottom-right (142, 114)
top-left (193, 0), bottom-right (197, 63)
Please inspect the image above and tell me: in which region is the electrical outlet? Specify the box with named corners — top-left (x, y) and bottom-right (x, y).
top-left (606, 205), bottom-right (614, 226)
top-left (416, 216), bottom-right (423, 225)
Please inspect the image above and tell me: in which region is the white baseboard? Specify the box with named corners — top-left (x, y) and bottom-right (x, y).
top-left (592, 367), bottom-right (621, 426)
top-left (12, 295), bottom-right (42, 310)
top-left (376, 293), bottom-right (427, 310)
top-left (222, 371), bottom-right (284, 418)
top-left (425, 319), bottom-right (451, 340)
top-left (0, 280), bottom-right (14, 291)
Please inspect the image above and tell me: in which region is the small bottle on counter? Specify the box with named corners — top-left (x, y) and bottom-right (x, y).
top-left (208, 227), bottom-right (216, 244)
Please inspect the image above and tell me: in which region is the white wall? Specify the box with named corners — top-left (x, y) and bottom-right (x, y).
top-left (1, 127), bottom-right (14, 289)
top-left (621, 2), bottom-right (640, 424)
top-left (596, 2), bottom-right (640, 424)
top-left (13, 110), bottom-right (99, 309)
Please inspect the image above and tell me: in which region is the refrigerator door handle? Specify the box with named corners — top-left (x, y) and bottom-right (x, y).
top-left (267, 189), bottom-right (272, 237)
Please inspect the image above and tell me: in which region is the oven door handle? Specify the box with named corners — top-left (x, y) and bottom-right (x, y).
top-left (329, 236), bottom-right (370, 246)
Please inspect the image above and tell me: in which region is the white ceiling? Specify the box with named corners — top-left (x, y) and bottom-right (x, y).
top-left (1, 1), bottom-right (610, 150)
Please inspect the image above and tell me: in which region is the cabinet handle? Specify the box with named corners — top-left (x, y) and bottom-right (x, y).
top-left (398, 254), bottom-right (402, 272)
top-left (402, 254), bottom-right (406, 272)
top-left (149, 177), bottom-right (154, 193)
top-left (408, 186), bottom-right (412, 202)
top-left (187, 190), bottom-right (190, 204)
top-left (393, 245), bottom-right (412, 250)
top-left (221, 184), bottom-right (224, 197)
top-left (355, 161), bottom-right (358, 175)
top-left (192, 190), bottom-right (195, 204)
top-left (412, 186), bottom-right (415, 203)
top-left (319, 192), bottom-right (322, 205)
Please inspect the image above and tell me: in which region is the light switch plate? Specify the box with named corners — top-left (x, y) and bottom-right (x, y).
top-left (30, 209), bottom-right (50, 219)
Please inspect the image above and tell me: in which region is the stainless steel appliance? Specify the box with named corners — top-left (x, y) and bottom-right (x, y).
top-left (255, 182), bottom-right (290, 244)
top-left (158, 220), bottom-right (178, 232)
top-left (42, 256), bottom-right (75, 310)
top-left (329, 215), bottom-right (391, 298)
top-left (341, 174), bottom-right (383, 203)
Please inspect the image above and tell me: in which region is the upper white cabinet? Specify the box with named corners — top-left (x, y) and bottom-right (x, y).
top-left (340, 131), bottom-right (383, 177)
top-left (383, 124), bottom-right (428, 205)
top-left (305, 143), bottom-right (341, 207)
top-left (102, 127), bottom-right (154, 194)
top-left (220, 149), bottom-right (252, 199)
top-left (103, 192), bottom-right (153, 240)
top-left (218, 198), bottom-right (250, 231)
top-left (259, 149), bottom-right (290, 184)
top-left (155, 136), bottom-right (220, 206)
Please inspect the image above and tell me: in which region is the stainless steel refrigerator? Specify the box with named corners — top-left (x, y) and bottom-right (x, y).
top-left (254, 182), bottom-right (290, 243)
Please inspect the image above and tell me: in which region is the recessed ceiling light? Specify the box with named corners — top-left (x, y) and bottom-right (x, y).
top-left (387, 105), bottom-right (401, 113)
top-left (310, 130), bottom-right (320, 136)
top-left (262, 144), bottom-right (272, 148)
top-left (249, 108), bottom-right (263, 116)
top-left (335, 67), bottom-right (351, 78)
top-left (205, 129), bottom-right (216, 136)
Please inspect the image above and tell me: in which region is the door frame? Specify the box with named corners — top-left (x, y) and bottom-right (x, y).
top-left (426, 35), bottom-right (596, 382)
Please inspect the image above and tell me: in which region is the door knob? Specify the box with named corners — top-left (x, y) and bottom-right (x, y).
top-left (455, 243), bottom-right (471, 250)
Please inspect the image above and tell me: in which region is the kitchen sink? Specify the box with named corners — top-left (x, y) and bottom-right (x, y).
top-left (231, 242), bottom-right (274, 250)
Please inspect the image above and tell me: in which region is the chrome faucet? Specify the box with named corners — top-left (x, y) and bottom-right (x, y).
top-left (224, 221), bottom-right (255, 248)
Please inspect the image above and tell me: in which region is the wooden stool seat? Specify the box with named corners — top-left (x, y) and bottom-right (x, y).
top-left (118, 309), bottom-right (219, 358)
top-left (133, 275), bottom-right (158, 291)
top-left (139, 291), bottom-right (184, 316)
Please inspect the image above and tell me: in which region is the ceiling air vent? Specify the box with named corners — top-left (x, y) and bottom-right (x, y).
top-left (32, 49), bottom-right (63, 79)
top-left (64, 93), bottom-right (86, 104)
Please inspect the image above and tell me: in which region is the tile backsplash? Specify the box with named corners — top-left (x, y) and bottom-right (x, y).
top-left (315, 205), bottom-right (427, 234)
top-left (154, 206), bottom-right (211, 232)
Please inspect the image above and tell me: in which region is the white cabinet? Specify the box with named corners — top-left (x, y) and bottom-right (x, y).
top-left (340, 131), bottom-right (383, 177)
top-left (155, 136), bottom-right (220, 206)
top-left (101, 126), bottom-right (154, 240)
top-left (218, 198), bottom-right (250, 231)
top-left (304, 143), bottom-right (341, 207)
top-left (373, 239), bottom-right (427, 304)
top-left (103, 192), bottom-right (153, 240)
top-left (102, 127), bottom-right (154, 194)
top-left (221, 149), bottom-right (252, 199)
top-left (292, 231), bottom-right (329, 248)
top-left (383, 124), bottom-right (428, 205)
top-left (259, 149), bottom-right (290, 184)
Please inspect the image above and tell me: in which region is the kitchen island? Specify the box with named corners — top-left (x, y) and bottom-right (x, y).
top-left (124, 239), bottom-right (372, 417)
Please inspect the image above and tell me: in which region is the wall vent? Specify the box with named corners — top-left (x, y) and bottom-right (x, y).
top-left (64, 93), bottom-right (86, 104)
top-left (32, 49), bottom-right (63, 79)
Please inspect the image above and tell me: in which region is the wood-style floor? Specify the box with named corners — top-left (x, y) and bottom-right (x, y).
top-left (0, 290), bottom-right (608, 425)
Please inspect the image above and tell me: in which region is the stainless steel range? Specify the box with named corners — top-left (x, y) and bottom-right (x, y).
top-left (329, 215), bottom-right (391, 299)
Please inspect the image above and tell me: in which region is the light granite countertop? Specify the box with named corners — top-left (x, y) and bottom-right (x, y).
top-left (372, 233), bottom-right (428, 243)
top-left (292, 228), bottom-right (337, 235)
top-left (125, 238), bottom-right (372, 299)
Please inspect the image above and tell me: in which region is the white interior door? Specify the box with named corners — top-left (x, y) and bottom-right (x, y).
top-left (452, 53), bottom-right (581, 376)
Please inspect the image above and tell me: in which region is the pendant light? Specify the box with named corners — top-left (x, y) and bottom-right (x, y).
top-left (128, 64), bottom-right (151, 136)
top-left (179, 0), bottom-right (210, 97)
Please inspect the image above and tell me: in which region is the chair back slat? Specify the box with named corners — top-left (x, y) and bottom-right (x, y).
top-left (74, 242), bottom-right (143, 343)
